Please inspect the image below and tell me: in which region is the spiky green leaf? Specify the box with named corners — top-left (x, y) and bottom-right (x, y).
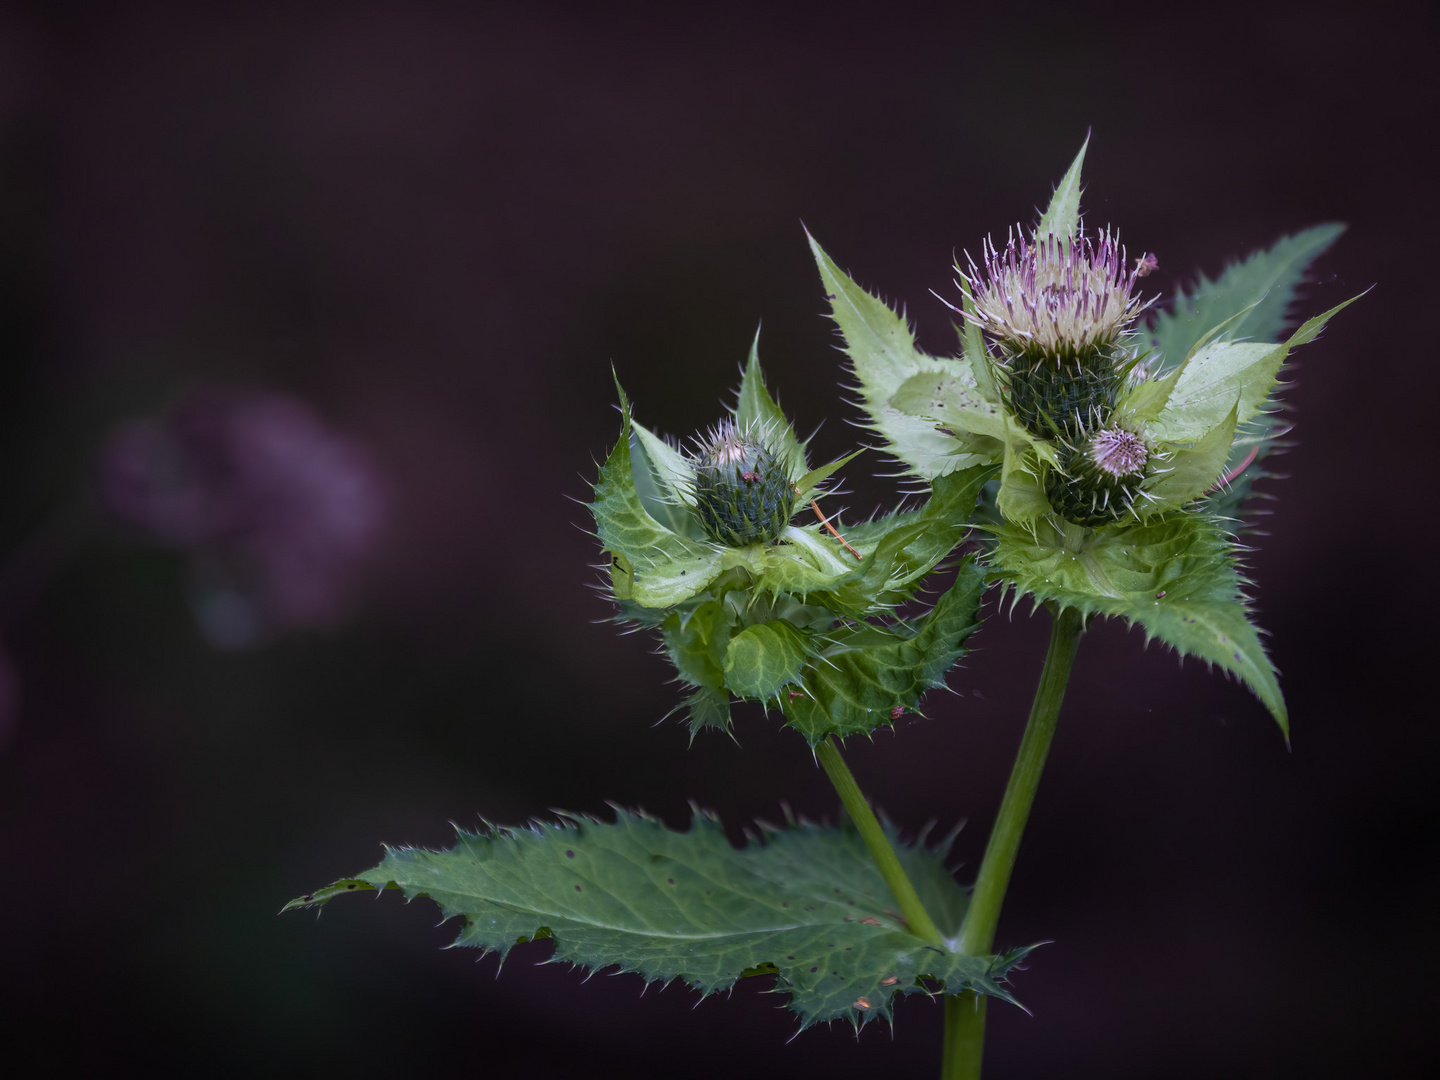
top-left (795, 449), bottom-right (864, 503)
top-left (1035, 133), bottom-right (1089, 240)
top-left (808, 231), bottom-right (1001, 479)
top-left (1147, 224), bottom-right (1344, 370)
top-left (725, 619), bottom-right (812, 699)
top-left (284, 809), bottom-right (1030, 1030)
top-left (989, 513), bottom-right (1285, 732)
top-left (780, 557), bottom-right (987, 742)
top-left (996, 423), bottom-right (1055, 526)
top-left (891, 369), bottom-right (1008, 445)
top-left (773, 466), bottom-right (994, 618)
top-left (1144, 296), bottom-right (1358, 445)
top-left (592, 389), bottom-right (723, 606)
top-left (631, 429), bottom-right (703, 538)
top-left (734, 334), bottom-right (809, 479)
top-left (663, 600), bottom-right (732, 695)
top-left (1141, 402), bottom-right (1239, 514)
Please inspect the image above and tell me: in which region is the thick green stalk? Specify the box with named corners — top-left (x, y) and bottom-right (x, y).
top-left (815, 736), bottom-right (944, 946)
top-left (943, 604), bottom-right (1085, 1079)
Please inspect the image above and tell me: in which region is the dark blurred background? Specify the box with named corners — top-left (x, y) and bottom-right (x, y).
top-left (2, 3), bottom-right (1435, 1077)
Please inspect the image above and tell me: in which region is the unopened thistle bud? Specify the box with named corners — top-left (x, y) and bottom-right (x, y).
top-left (1046, 426), bottom-right (1150, 526)
top-left (689, 421), bottom-right (798, 547)
top-left (964, 229), bottom-right (1148, 441)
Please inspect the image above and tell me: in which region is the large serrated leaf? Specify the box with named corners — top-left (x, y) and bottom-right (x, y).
top-left (1147, 224), bottom-right (1344, 370)
top-left (891, 369), bottom-right (1008, 446)
top-left (808, 231), bottom-right (999, 479)
top-left (1035, 134), bottom-right (1088, 240)
top-left (988, 513), bottom-right (1285, 733)
top-left (285, 809), bottom-right (1030, 1030)
top-left (780, 557), bottom-right (987, 742)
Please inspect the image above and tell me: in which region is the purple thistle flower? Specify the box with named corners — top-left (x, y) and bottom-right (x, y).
top-left (99, 387), bottom-right (388, 647)
top-left (1088, 428), bottom-right (1148, 477)
top-left (963, 228), bottom-right (1149, 354)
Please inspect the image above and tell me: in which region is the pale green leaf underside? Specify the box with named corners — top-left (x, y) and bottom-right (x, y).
top-left (593, 400), bottom-right (723, 606)
top-left (285, 809), bottom-right (1030, 1030)
top-left (1141, 402), bottom-right (1238, 513)
top-left (781, 465), bottom-right (994, 617)
top-left (631, 430), bottom-right (703, 539)
top-left (891, 369), bottom-right (1008, 445)
top-left (988, 513), bottom-right (1286, 732)
top-left (1144, 295), bottom-right (1358, 445)
top-left (1035, 133), bottom-right (1089, 240)
top-left (808, 231), bottom-right (1000, 479)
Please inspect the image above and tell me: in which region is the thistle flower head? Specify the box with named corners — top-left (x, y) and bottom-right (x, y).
top-left (964, 228), bottom-right (1147, 357)
top-left (1088, 427), bottom-right (1148, 477)
top-left (687, 420), bottom-right (797, 547)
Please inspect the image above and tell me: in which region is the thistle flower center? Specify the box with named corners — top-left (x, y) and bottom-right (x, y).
top-left (1089, 428), bottom-right (1148, 477)
top-left (964, 228), bottom-right (1147, 354)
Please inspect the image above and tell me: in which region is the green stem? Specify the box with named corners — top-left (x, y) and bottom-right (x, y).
top-left (815, 736), bottom-right (944, 946)
top-left (943, 604), bottom-right (1084, 1079)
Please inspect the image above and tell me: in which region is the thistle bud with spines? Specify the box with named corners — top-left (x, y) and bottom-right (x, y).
top-left (1046, 426), bottom-right (1150, 526)
top-left (688, 419), bottom-right (799, 548)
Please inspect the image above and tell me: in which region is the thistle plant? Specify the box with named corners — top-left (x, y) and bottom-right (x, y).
top-left (286, 137), bottom-right (1357, 1077)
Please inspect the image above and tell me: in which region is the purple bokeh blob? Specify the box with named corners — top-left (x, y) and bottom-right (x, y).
top-left (99, 387), bottom-right (388, 648)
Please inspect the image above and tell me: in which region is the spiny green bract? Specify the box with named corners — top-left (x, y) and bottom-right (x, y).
top-left (588, 333), bottom-right (992, 741)
top-left (282, 807), bottom-right (1035, 1031)
top-left (809, 137), bottom-right (1359, 735)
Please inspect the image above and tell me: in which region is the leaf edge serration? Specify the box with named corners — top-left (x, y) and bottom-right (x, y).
top-left (283, 806), bottom-right (1034, 1032)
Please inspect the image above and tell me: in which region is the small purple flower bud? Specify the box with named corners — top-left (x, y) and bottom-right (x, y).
top-left (1089, 428), bottom-right (1148, 477)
